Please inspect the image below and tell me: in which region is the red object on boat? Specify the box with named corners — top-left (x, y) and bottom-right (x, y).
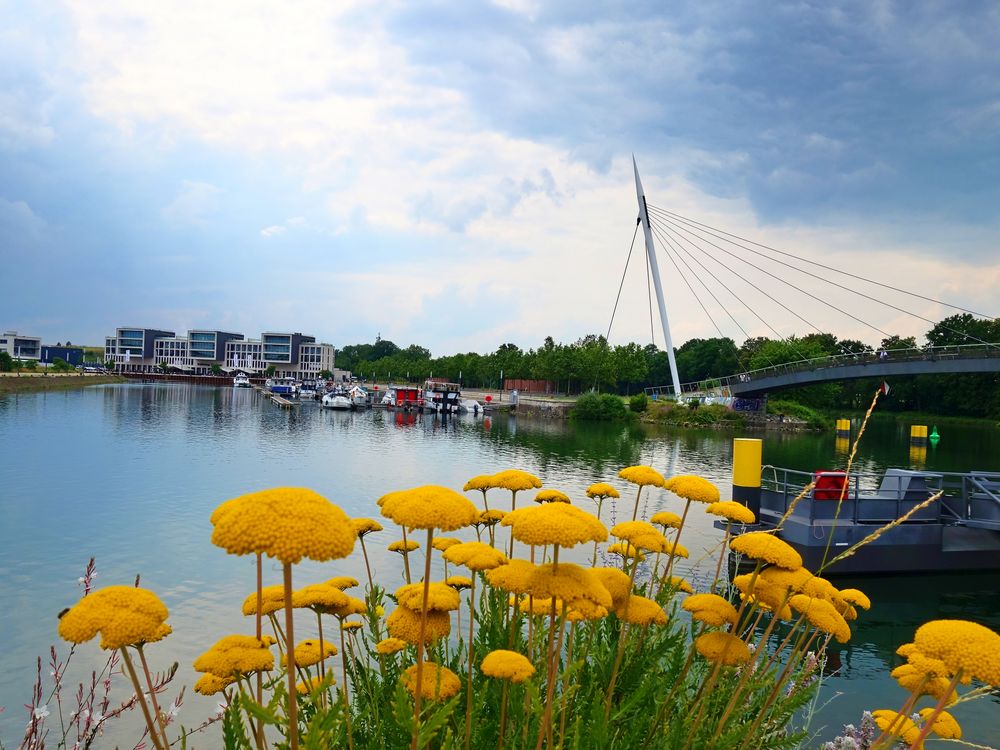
top-left (813, 471), bottom-right (848, 500)
top-left (485, 395), bottom-right (493, 403)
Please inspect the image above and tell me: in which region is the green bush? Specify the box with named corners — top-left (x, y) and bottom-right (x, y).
top-left (629, 393), bottom-right (648, 412)
top-left (572, 392), bottom-right (629, 420)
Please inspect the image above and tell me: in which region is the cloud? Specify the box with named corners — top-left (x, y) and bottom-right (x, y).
top-left (259, 225), bottom-right (286, 238)
top-left (162, 181), bottom-right (223, 227)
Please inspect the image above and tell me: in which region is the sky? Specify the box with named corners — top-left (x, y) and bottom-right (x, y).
top-left (2, 0), bottom-right (999, 356)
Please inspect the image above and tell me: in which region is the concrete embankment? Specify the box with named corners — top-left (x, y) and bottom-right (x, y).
top-left (0, 373), bottom-right (126, 395)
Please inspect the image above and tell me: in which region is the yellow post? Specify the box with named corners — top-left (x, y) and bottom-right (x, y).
top-left (910, 425), bottom-right (927, 446)
top-left (732, 438), bottom-right (763, 519)
top-left (835, 418), bottom-right (850, 438)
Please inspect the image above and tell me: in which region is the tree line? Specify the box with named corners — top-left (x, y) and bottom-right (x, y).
top-left (336, 314), bottom-right (1000, 418)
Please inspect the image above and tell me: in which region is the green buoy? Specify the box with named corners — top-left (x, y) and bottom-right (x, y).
top-left (929, 426), bottom-right (940, 443)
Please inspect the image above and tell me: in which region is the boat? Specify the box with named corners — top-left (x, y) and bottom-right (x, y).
top-left (459, 398), bottom-right (484, 415)
top-left (384, 385), bottom-right (423, 411)
top-left (269, 377), bottom-right (298, 396)
top-left (321, 390), bottom-right (352, 410)
top-left (731, 465), bottom-right (1000, 575)
top-left (233, 373), bottom-right (251, 388)
top-left (298, 380), bottom-right (320, 400)
top-left (424, 380), bottom-right (462, 415)
top-left (347, 385), bottom-right (369, 409)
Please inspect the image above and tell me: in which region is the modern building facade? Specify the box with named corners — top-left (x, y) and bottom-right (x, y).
top-left (40, 345), bottom-right (85, 366)
top-left (1, 331), bottom-right (42, 361)
top-left (104, 326), bottom-right (334, 378)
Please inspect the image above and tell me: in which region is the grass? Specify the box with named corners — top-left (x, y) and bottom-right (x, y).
top-left (0, 373), bottom-right (125, 395)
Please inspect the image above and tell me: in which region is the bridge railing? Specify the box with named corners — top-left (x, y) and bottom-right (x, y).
top-left (645, 342), bottom-right (1000, 397)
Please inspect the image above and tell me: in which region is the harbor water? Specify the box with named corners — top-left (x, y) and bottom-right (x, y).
top-left (0, 383), bottom-right (997, 745)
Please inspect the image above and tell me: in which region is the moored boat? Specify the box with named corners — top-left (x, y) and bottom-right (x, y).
top-left (269, 377), bottom-right (298, 396)
top-left (233, 373), bottom-right (251, 388)
top-left (322, 390), bottom-right (351, 410)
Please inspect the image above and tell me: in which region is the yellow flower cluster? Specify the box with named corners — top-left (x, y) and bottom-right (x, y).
top-left (664, 541), bottom-right (689, 559)
top-left (591, 567), bottom-right (632, 609)
top-left (475, 509), bottom-right (506, 527)
top-left (838, 588), bottom-right (871, 610)
top-left (342, 621), bottom-right (363, 631)
top-left (58, 586), bottom-right (170, 651)
top-left (586, 482), bottom-right (620, 499)
top-left (526, 563), bottom-right (613, 610)
top-left (513, 595), bottom-right (558, 616)
top-left (695, 631), bottom-right (750, 666)
top-left (705, 501), bottom-right (756, 524)
top-left (193, 635), bottom-right (275, 678)
top-left (491, 469), bottom-right (543, 493)
top-left (326, 576), bottom-right (359, 590)
top-left (534, 489), bottom-right (571, 504)
top-left (296, 675), bottom-right (331, 695)
top-left (890, 664), bottom-right (956, 701)
top-left (210, 488), bottom-right (356, 565)
top-left (241, 585), bottom-right (286, 616)
top-left (376, 637), bottom-right (407, 655)
top-left (788, 595), bottom-right (851, 644)
top-left (661, 576), bottom-right (694, 594)
top-left (442, 541), bottom-right (509, 571)
top-left (480, 650), bottom-right (536, 683)
top-left (610, 521), bottom-right (670, 552)
top-left (871, 710), bottom-right (922, 746)
top-left (386, 606), bottom-right (451, 645)
top-left (193, 673), bottom-right (235, 696)
top-left (918, 708), bottom-right (962, 739)
top-left (445, 576), bottom-right (472, 589)
top-left (650, 510), bottom-right (682, 528)
top-left (282, 639), bottom-right (337, 668)
top-left (292, 583), bottom-right (349, 611)
top-left (663, 475), bottom-right (720, 504)
top-left (351, 518), bottom-right (383, 537)
top-left (617, 465), bottom-right (665, 487)
top-left (739, 592), bottom-right (792, 621)
top-left (616, 595), bottom-right (667, 626)
top-left (322, 594), bottom-right (367, 619)
top-left (463, 475), bottom-right (495, 492)
top-left (914, 619), bottom-right (1000, 686)
top-left (401, 663), bottom-right (461, 700)
top-left (379, 485), bottom-right (479, 531)
top-left (388, 539), bottom-right (420, 553)
top-left (395, 582), bottom-right (461, 612)
top-left (486, 560), bottom-right (536, 595)
top-left (682, 594), bottom-right (739, 628)
top-left (729, 532), bottom-right (802, 570)
top-left (432, 536), bottom-right (462, 551)
top-left (607, 542), bottom-right (645, 561)
top-left (502, 503), bottom-right (608, 548)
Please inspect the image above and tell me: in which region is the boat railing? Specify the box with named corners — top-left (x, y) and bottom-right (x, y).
top-left (760, 466), bottom-right (1000, 528)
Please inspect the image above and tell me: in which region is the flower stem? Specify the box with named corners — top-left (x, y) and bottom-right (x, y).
top-left (119, 647), bottom-right (165, 750)
top-left (360, 538), bottom-right (375, 593)
top-left (497, 681), bottom-right (509, 750)
top-left (463, 574), bottom-right (477, 750)
top-left (409, 528), bottom-right (435, 750)
top-left (136, 645), bottom-right (170, 749)
top-left (340, 619), bottom-right (354, 750)
top-left (282, 563), bottom-right (298, 750)
top-left (255, 552), bottom-right (265, 750)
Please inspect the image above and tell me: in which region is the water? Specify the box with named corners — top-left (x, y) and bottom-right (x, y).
top-left (0, 384), bottom-right (997, 745)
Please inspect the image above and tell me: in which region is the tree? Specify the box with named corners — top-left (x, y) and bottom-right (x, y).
top-left (23, 359), bottom-right (37, 371)
top-left (0, 352), bottom-right (12, 372)
top-left (51, 357), bottom-right (74, 373)
top-left (319, 369), bottom-right (333, 379)
top-left (104, 359), bottom-right (116, 371)
top-left (210, 363), bottom-right (223, 376)
top-left (158, 361), bottom-right (169, 373)
top-left (371, 338), bottom-right (400, 360)
top-left (265, 365), bottom-right (277, 377)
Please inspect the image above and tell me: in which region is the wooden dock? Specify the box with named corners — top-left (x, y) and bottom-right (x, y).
top-left (271, 394), bottom-right (296, 408)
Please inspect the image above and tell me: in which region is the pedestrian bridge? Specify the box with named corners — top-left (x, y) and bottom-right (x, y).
top-left (645, 344), bottom-right (1000, 401)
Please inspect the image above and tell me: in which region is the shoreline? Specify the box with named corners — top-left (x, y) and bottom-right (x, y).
top-left (0, 374), bottom-right (126, 395)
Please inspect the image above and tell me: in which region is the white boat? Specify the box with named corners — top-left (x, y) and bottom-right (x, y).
top-left (348, 385), bottom-right (369, 408)
top-left (322, 391), bottom-right (352, 410)
top-left (299, 381), bottom-right (320, 400)
top-left (233, 373), bottom-right (251, 388)
top-left (459, 398), bottom-right (483, 415)
top-left (269, 377), bottom-right (298, 396)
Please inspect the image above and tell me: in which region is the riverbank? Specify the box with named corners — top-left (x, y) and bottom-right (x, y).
top-left (0, 373), bottom-right (126, 395)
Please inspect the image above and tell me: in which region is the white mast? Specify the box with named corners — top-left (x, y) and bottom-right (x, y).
top-left (633, 156), bottom-right (681, 398)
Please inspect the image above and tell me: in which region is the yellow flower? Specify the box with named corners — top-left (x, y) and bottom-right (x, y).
top-left (661, 576), bottom-right (694, 594)
top-left (739, 591), bottom-right (793, 621)
top-left (918, 708), bottom-right (961, 739)
top-left (695, 631), bottom-right (751, 666)
top-left (896, 642), bottom-right (917, 658)
top-left (326, 576), bottom-right (360, 590)
top-left (474, 509), bottom-right (506, 527)
top-left (515, 595), bottom-right (561, 616)
top-left (501, 503), bottom-right (607, 548)
top-left (376, 637), bottom-right (408, 655)
top-left (442, 541), bottom-right (509, 571)
top-left (837, 588), bottom-right (871, 610)
top-left (591, 567), bottom-right (632, 609)
top-left (586, 482), bottom-right (620, 500)
top-left (615, 595), bottom-right (667, 626)
top-left (463, 475), bottom-right (496, 492)
top-left (480, 650), bottom-right (536, 683)
top-left (907, 651), bottom-right (951, 678)
top-left (650, 511), bottom-right (682, 528)
top-left (485, 559), bottom-right (536, 595)
top-left (58, 586), bottom-right (170, 651)
top-left (664, 541), bottom-right (689, 559)
top-left (913, 619), bottom-right (1000, 686)
top-left (663, 475), bottom-right (720, 504)
top-left (610, 520), bottom-right (671, 552)
top-left (292, 583), bottom-right (349, 611)
top-left (618, 466), bottom-right (665, 487)
top-left (193, 673), bottom-right (235, 696)
top-left (386, 606), bottom-right (451, 645)
top-left (566, 599), bottom-right (609, 621)
top-left (379, 485), bottom-right (479, 531)
top-left (445, 576), bottom-right (473, 590)
top-left (491, 469), bottom-right (542, 493)
top-left (729, 532), bottom-right (802, 570)
top-left (282, 639), bottom-right (337, 668)
top-left (241, 585), bottom-right (286, 617)
top-left (323, 595), bottom-right (367, 619)
top-left (705, 501), bottom-right (756, 524)
top-left (432, 536), bottom-right (462, 551)
top-left (788, 595), bottom-right (851, 644)
top-left (534, 489), bottom-right (571, 504)
top-left (342, 621), bottom-right (363, 631)
top-left (526, 563), bottom-right (613, 609)
top-left (892, 668), bottom-right (958, 702)
top-left (388, 539), bottom-right (420, 553)
top-left (210, 488), bottom-right (356, 565)
top-left (401, 663), bottom-right (461, 701)
top-left (352, 518), bottom-right (383, 538)
top-left (682, 594), bottom-right (739, 627)
top-left (296, 675), bottom-right (332, 695)
top-left (394, 582), bottom-right (461, 612)
top-left (193, 635), bottom-right (275, 678)
top-left (871, 710), bottom-right (922, 746)
top-left (607, 542), bottom-right (646, 561)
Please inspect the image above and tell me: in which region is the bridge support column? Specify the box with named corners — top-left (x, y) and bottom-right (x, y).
top-left (732, 438), bottom-right (762, 520)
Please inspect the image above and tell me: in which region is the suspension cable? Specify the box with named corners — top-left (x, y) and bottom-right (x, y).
top-left (605, 221), bottom-right (640, 342)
